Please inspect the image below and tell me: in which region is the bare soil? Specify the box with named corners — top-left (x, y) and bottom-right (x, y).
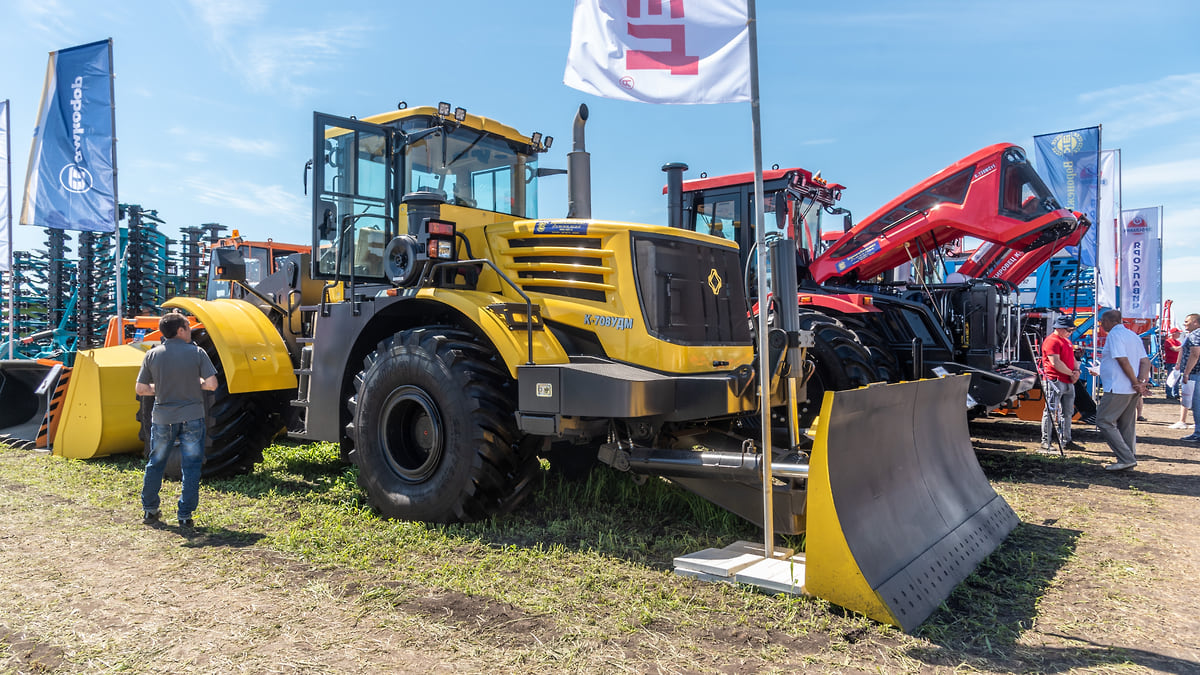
top-left (1, 397), bottom-right (1199, 673)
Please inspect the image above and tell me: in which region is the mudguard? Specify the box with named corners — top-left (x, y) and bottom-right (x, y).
top-left (805, 375), bottom-right (1018, 632)
top-left (53, 345), bottom-right (150, 458)
top-left (163, 297), bottom-right (297, 394)
top-left (418, 288), bottom-right (570, 377)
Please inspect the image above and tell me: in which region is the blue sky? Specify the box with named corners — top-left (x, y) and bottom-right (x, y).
top-left (2, 1), bottom-right (1198, 321)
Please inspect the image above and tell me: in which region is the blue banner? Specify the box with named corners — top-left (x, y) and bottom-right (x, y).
top-left (1033, 126), bottom-right (1100, 267)
top-left (20, 39), bottom-right (116, 232)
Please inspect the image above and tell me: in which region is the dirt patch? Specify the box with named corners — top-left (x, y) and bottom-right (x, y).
top-left (1, 397), bottom-right (1198, 673)
top-left (965, 397), bottom-right (1200, 672)
top-left (0, 626), bottom-right (66, 673)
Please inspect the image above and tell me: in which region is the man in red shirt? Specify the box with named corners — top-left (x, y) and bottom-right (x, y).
top-left (1041, 315), bottom-right (1082, 452)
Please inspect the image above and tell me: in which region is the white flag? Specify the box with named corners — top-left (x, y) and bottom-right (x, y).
top-left (1120, 207), bottom-right (1160, 320)
top-left (564, 0), bottom-right (750, 104)
top-left (1, 99), bottom-right (10, 272)
top-left (1095, 149), bottom-right (1120, 309)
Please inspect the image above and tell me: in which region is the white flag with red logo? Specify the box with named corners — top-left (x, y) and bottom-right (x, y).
top-left (564, 0), bottom-right (750, 105)
top-left (1119, 207), bottom-right (1161, 320)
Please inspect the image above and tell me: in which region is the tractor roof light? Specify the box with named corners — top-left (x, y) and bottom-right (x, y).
top-left (531, 132), bottom-right (542, 146)
top-left (453, 107), bottom-right (467, 122)
top-left (438, 101), bottom-right (451, 116)
top-left (544, 135), bottom-right (553, 150)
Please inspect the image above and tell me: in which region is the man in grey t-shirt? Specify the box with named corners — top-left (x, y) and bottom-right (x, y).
top-left (136, 311), bottom-right (218, 527)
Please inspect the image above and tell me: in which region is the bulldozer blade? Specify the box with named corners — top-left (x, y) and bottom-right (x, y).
top-left (52, 345), bottom-right (149, 459)
top-left (805, 374), bottom-right (1018, 632)
top-left (0, 360), bottom-right (63, 449)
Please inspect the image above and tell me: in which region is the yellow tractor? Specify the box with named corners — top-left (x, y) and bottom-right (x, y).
top-left (2, 102), bottom-right (1017, 631)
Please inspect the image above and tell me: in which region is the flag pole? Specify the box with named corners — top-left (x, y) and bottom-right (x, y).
top-left (746, 0), bottom-right (774, 557)
top-left (4, 99), bottom-right (13, 359)
top-left (108, 39), bottom-right (123, 326)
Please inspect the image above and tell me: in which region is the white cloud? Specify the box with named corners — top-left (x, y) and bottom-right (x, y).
top-left (183, 176), bottom-right (306, 220)
top-left (1164, 255), bottom-right (1200, 284)
top-left (239, 26), bottom-right (366, 97)
top-left (17, 0), bottom-right (74, 36)
top-left (222, 137), bottom-right (280, 156)
top-left (1079, 73), bottom-right (1200, 138)
top-left (168, 127), bottom-right (280, 157)
top-left (185, 0), bottom-right (365, 99)
top-left (187, 0), bottom-right (268, 39)
top-left (1123, 158), bottom-right (1200, 192)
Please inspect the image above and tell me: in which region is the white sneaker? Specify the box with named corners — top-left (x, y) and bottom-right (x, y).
top-left (1169, 421), bottom-right (1190, 429)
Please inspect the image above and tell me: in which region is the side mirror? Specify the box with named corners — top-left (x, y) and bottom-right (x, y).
top-left (317, 200), bottom-right (337, 240)
top-left (212, 247), bottom-right (247, 283)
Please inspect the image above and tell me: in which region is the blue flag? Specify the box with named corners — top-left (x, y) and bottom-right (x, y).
top-left (1033, 127), bottom-right (1100, 267)
top-left (20, 39), bottom-right (116, 232)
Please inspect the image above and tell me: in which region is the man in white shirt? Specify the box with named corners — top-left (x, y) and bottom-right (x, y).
top-left (1094, 309), bottom-right (1151, 471)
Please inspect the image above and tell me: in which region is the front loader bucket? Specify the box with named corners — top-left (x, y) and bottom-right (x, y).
top-left (805, 375), bottom-right (1018, 632)
top-left (52, 344), bottom-right (149, 459)
top-left (0, 360), bottom-right (64, 449)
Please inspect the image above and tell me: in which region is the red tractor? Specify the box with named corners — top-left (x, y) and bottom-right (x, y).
top-left (664, 144), bottom-right (1087, 423)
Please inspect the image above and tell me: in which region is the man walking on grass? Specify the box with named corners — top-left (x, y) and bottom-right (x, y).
top-left (1094, 309), bottom-right (1150, 471)
top-left (135, 311), bottom-right (218, 527)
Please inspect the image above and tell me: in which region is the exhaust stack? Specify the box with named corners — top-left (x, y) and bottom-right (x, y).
top-left (662, 162), bottom-right (688, 230)
top-left (567, 104), bottom-right (591, 219)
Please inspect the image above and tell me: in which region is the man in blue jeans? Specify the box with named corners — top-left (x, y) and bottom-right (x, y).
top-left (135, 312), bottom-right (218, 527)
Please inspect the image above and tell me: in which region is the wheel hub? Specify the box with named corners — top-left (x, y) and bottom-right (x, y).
top-left (378, 386), bottom-right (444, 483)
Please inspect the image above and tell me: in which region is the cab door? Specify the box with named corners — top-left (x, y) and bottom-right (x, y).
top-left (311, 113), bottom-right (396, 281)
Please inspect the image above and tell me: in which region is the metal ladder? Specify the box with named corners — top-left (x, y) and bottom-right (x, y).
top-left (288, 305), bottom-right (318, 439)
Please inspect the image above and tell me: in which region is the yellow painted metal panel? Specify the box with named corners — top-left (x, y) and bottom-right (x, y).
top-left (416, 289), bottom-right (570, 378)
top-left (486, 220), bottom-right (755, 375)
top-left (163, 297), bottom-right (297, 394)
top-left (804, 388), bottom-right (902, 628)
top-left (53, 344), bottom-right (149, 459)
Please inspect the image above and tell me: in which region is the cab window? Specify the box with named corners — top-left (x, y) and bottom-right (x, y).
top-left (694, 196), bottom-right (739, 243)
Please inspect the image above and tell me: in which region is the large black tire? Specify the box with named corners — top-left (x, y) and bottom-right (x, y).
top-left (838, 316), bottom-right (904, 383)
top-left (138, 329), bottom-right (286, 479)
top-left (346, 327), bottom-right (539, 523)
top-left (795, 311), bottom-right (879, 425)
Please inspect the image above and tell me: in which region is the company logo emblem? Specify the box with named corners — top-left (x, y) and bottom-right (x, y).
top-left (619, 76), bottom-right (635, 90)
top-left (707, 269), bottom-right (723, 295)
top-left (1051, 132), bottom-right (1083, 156)
top-left (59, 164), bottom-right (93, 193)
top-left (533, 221), bottom-right (589, 235)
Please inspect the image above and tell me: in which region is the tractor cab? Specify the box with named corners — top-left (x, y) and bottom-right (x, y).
top-left (206, 231), bottom-right (310, 300)
top-left (665, 165), bottom-right (844, 273)
top-left (310, 104), bottom-right (549, 284)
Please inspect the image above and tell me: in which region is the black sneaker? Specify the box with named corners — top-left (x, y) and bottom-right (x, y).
top-left (178, 518), bottom-right (194, 528)
top-left (142, 510), bottom-right (160, 525)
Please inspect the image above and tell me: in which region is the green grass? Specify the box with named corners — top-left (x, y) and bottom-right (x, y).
top-left (0, 438), bottom-right (1174, 673)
